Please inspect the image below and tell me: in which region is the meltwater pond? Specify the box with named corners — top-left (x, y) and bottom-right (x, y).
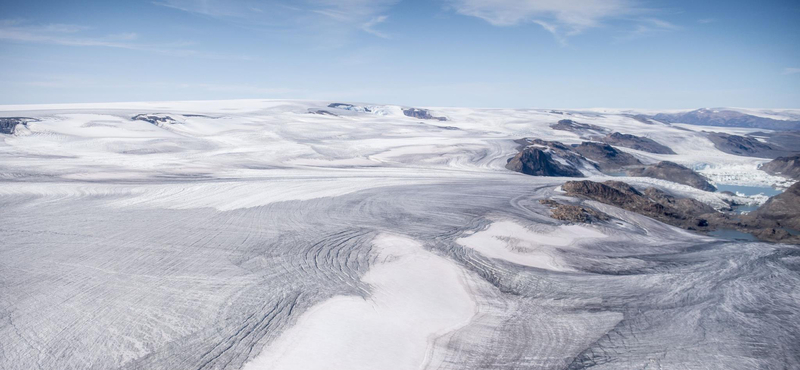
top-left (715, 184), bottom-right (783, 197)
top-left (708, 229), bottom-right (759, 242)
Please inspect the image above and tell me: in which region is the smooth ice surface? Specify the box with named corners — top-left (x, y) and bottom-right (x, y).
top-left (457, 220), bottom-right (605, 271)
top-left (243, 234), bottom-right (477, 370)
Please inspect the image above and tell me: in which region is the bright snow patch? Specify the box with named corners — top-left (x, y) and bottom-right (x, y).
top-left (242, 233), bottom-right (478, 370)
top-left (457, 220), bottom-right (606, 271)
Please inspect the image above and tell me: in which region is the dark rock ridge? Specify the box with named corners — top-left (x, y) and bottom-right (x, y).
top-left (433, 125), bottom-right (460, 131)
top-left (705, 132), bottom-right (791, 158)
top-left (509, 139), bottom-right (714, 192)
top-left (327, 103), bottom-right (373, 112)
top-left (760, 154), bottom-right (800, 180)
top-left (529, 139), bottom-right (595, 171)
top-left (132, 114), bottom-right (177, 126)
top-left (309, 110), bottom-right (337, 116)
top-left (505, 146), bottom-right (583, 177)
top-left (561, 179), bottom-right (800, 243)
top-left (750, 130), bottom-right (800, 152)
top-left (562, 180), bottom-right (715, 230)
top-left (746, 182), bottom-right (800, 232)
top-left (402, 108), bottom-right (447, 121)
top-left (507, 138), bottom-right (643, 177)
top-left (0, 117), bottom-right (35, 135)
top-left (626, 114), bottom-right (657, 125)
top-left (626, 161), bottom-right (716, 192)
top-left (573, 142), bottom-right (642, 171)
top-left (549, 119), bottom-right (607, 137)
top-left (652, 108), bottom-right (800, 131)
top-left (539, 199), bottom-right (609, 223)
top-left (601, 132), bottom-right (675, 154)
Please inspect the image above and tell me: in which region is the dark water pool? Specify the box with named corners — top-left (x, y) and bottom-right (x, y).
top-left (709, 229), bottom-right (759, 242)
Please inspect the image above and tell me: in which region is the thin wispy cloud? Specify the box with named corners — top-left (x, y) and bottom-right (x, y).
top-left (0, 19), bottom-right (251, 60)
top-left (617, 17), bottom-right (681, 41)
top-left (446, 0), bottom-right (638, 37)
top-left (0, 20), bottom-right (145, 49)
top-left (698, 18), bottom-right (716, 24)
top-left (784, 67), bottom-right (800, 75)
top-left (362, 16), bottom-right (390, 39)
top-left (154, 0), bottom-right (398, 39)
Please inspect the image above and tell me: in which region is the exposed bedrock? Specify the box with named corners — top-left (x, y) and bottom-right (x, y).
top-left (561, 179), bottom-right (800, 244)
top-left (539, 199), bottom-right (610, 223)
top-left (705, 132), bottom-right (797, 159)
top-left (132, 114), bottom-right (178, 126)
top-left (402, 108), bottom-right (447, 121)
top-left (652, 108), bottom-right (800, 131)
top-left (760, 154), bottom-right (800, 180)
top-left (573, 141), bottom-right (642, 171)
top-left (745, 182), bottom-right (800, 232)
top-left (625, 114), bottom-right (658, 125)
top-left (753, 130), bottom-right (800, 152)
top-left (562, 180), bottom-right (716, 230)
top-left (600, 132), bottom-right (676, 154)
top-left (327, 102), bottom-right (370, 111)
top-left (0, 117), bottom-right (35, 134)
top-left (508, 139), bottom-right (712, 193)
top-left (308, 109), bottom-right (338, 116)
top-left (505, 146), bottom-right (583, 177)
top-left (507, 138), bottom-right (642, 177)
top-left (626, 161), bottom-right (716, 192)
top-left (549, 119), bottom-right (607, 137)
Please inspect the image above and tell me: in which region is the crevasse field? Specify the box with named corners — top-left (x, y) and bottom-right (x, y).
top-left (1, 100), bottom-right (799, 370)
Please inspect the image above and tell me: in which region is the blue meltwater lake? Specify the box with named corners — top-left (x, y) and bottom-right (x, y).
top-left (715, 184), bottom-right (783, 197)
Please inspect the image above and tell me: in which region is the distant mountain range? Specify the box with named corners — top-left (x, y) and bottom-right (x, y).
top-left (651, 108), bottom-right (800, 131)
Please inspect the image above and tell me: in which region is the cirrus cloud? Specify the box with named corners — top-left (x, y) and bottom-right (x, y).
top-left (446, 0), bottom-right (643, 41)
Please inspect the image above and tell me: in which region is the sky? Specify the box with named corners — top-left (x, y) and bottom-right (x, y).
top-left (0, 0), bottom-right (799, 109)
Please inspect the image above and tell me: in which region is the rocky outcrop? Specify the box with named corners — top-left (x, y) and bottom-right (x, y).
top-left (402, 108), bottom-right (447, 121)
top-left (328, 103), bottom-right (366, 110)
top-left (562, 180), bottom-right (713, 229)
top-left (601, 132), bottom-right (675, 154)
top-left (0, 117), bottom-right (34, 134)
top-left (626, 161), bottom-right (716, 191)
top-left (132, 114), bottom-right (177, 126)
top-left (539, 199), bottom-right (609, 223)
top-left (760, 154), bottom-right (800, 180)
top-left (642, 187), bottom-right (717, 216)
top-left (627, 114), bottom-right (657, 125)
top-left (509, 139), bottom-right (713, 191)
top-left (506, 147), bottom-right (583, 177)
top-left (531, 139), bottom-right (592, 167)
top-left (309, 110), bottom-right (338, 116)
top-left (561, 179), bottom-right (800, 244)
top-left (549, 119), bottom-right (607, 137)
top-left (508, 138), bottom-right (646, 177)
top-left (746, 182), bottom-right (800, 231)
top-left (326, 103), bottom-right (379, 114)
top-left (751, 131), bottom-right (800, 153)
top-left (652, 108), bottom-right (800, 131)
top-left (573, 142), bottom-right (642, 171)
top-left (705, 132), bottom-right (792, 158)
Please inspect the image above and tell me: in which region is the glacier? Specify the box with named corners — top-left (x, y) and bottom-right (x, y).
top-left (1, 100), bottom-right (798, 370)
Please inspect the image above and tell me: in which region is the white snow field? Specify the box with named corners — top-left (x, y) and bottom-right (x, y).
top-left (1, 100), bottom-right (799, 370)
top-left (243, 234), bottom-right (478, 370)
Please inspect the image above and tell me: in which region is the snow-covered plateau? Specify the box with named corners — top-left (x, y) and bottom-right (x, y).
top-left (1, 100), bottom-right (798, 370)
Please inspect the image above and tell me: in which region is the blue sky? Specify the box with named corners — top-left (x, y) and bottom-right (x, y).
top-left (1, 0), bottom-right (798, 108)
